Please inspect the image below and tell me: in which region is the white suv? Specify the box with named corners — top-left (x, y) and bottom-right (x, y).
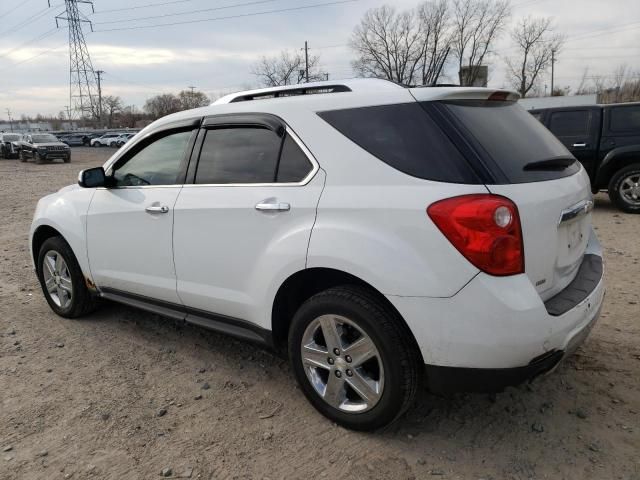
top-left (90, 133), bottom-right (121, 147)
top-left (30, 79), bottom-right (605, 430)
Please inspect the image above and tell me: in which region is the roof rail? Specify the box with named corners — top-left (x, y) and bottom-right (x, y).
top-left (214, 78), bottom-right (404, 105)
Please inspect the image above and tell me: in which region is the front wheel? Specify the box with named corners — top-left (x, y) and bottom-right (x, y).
top-left (63, 155), bottom-right (71, 163)
top-left (608, 163), bottom-right (640, 213)
top-left (288, 286), bottom-right (422, 431)
top-left (37, 236), bottom-right (97, 318)
top-left (20, 150), bottom-right (27, 162)
top-left (35, 152), bottom-right (45, 164)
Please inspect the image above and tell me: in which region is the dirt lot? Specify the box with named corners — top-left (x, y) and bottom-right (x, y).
top-left (1, 148), bottom-right (639, 480)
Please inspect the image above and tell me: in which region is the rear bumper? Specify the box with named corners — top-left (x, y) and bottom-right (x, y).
top-left (386, 227), bottom-right (605, 382)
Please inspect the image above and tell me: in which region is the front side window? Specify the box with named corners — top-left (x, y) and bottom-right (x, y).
top-left (195, 127), bottom-right (282, 184)
top-left (112, 130), bottom-right (192, 186)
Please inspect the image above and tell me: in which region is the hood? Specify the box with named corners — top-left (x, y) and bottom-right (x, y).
top-left (34, 142), bottom-right (68, 147)
top-left (58, 184), bottom-right (81, 194)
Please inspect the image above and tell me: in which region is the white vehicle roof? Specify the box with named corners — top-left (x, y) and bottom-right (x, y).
top-left (144, 79), bottom-right (519, 132)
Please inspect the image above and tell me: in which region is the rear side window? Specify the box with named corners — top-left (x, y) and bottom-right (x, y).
top-left (318, 103), bottom-right (479, 183)
top-left (610, 105), bottom-right (640, 132)
top-left (549, 110), bottom-right (590, 136)
top-left (277, 135), bottom-right (313, 182)
top-left (441, 101), bottom-right (580, 183)
top-left (194, 129), bottom-right (312, 184)
top-left (196, 128), bottom-right (280, 184)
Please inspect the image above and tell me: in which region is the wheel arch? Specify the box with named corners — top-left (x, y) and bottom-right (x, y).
top-left (596, 147), bottom-right (640, 189)
top-left (271, 267), bottom-right (423, 361)
top-left (31, 224), bottom-right (64, 267)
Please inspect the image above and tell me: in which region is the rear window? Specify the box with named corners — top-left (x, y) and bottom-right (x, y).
top-left (318, 103), bottom-right (479, 183)
top-left (609, 105), bottom-right (640, 132)
top-left (441, 101), bottom-right (580, 183)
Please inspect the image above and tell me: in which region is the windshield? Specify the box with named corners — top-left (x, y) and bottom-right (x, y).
top-left (3, 134), bottom-right (20, 141)
top-left (32, 134), bottom-right (59, 143)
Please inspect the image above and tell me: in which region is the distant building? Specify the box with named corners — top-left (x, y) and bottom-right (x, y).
top-left (518, 94), bottom-right (598, 110)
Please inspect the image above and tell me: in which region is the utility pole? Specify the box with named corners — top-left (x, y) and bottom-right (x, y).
top-left (5, 108), bottom-right (13, 132)
top-left (325, 73), bottom-right (329, 81)
top-left (95, 69), bottom-right (104, 122)
top-left (187, 85), bottom-right (196, 108)
top-left (550, 49), bottom-right (556, 96)
top-left (303, 41), bottom-right (309, 83)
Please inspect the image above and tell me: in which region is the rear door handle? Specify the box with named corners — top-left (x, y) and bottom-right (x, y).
top-left (255, 202), bottom-right (290, 212)
top-left (145, 205), bottom-right (169, 214)
top-left (572, 143), bottom-right (587, 148)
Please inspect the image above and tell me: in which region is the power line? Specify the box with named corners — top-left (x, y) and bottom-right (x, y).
top-left (0, 5), bottom-right (55, 39)
top-left (93, 0), bottom-right (197, 14)
top-left (92, 0), bottom-right (359, 33)
top-left (94, 0), bottom-right (278, 25)
top-left (0, 27), bottom-right (59, 59)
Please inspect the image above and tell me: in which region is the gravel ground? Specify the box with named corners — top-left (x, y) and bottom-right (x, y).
top-left (1, 148), bottom-right (639, 480)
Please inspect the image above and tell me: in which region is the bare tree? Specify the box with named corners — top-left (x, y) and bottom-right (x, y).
top-left (505, 16), bottom-right (563, 97)
top-left (144, 93), bottom-right (181, 119)
top-left (575, 67), bottom-right (591, 95)
top-left (416, 0), bottom-right (453, 85)
top-left (251, 50), bottom-right (323, 87)
top-left (452, 0), bottom-right (510, 86)
top-left (178, 89), bottom-right (210, 110)
top-left (102, 95), bottom-right (123, 128)
top-left (350, 3), bottom-right (453, 86)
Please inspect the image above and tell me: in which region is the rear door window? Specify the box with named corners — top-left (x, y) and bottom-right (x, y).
top-left (548, 110), bottom-right (591, 136)
top-left (318, 103), bottom-right (479, 183)
top-left (440, 100), bottom-right (580, 183)
top-left (609, 105), bottom-right (640, 132)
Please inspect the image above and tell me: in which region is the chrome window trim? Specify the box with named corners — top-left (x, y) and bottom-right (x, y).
top-left (101, 120), bottom-right (319, 190)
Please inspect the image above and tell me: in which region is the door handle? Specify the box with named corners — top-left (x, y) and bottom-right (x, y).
top-left (255, 202), bottom-right (290, 212)
top-left (145, 205), bottom-right (169, 214)
top-left (572, 143), bottom-right (587, 148)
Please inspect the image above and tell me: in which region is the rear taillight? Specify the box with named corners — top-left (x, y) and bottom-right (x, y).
top-left (427, 194), bottom-right (524, 276)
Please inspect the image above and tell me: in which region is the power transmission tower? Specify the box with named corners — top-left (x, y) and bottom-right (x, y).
top-left (54, 0), bottom-right (99, 120)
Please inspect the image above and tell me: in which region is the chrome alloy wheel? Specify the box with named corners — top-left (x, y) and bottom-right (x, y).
top-left (300, 314), bottom-right (384, 413)
top-left (42, 250), bottom-right (73, 309)
top-left (619, 173), bottom-right (640, 206)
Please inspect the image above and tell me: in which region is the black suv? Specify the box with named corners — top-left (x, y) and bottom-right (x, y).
top-left (0, 132), bottom-right (21, 159)
top-left (530, 102), bottom-right (640, 213)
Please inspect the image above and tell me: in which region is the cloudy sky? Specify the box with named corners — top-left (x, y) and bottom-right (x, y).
top-left (0, 0), bottom-right (638, 117)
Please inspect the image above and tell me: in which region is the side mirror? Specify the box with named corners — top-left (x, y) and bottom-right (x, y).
top-left (78, 167), bottom-right (107, 188)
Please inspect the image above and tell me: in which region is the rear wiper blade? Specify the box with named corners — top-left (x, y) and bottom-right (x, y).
top-left (523, 157), bottom-right (576, 171)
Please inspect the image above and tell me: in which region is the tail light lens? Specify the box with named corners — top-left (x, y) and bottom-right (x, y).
top-left (427, 194), bottom-right (524, 276)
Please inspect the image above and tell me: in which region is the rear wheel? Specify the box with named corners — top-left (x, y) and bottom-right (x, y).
top-left (37, 236), bottom-right (97, 318)
top-left (608, 163), bottom-right (640, 213)
top-left (288, 285), bottom-right (422, 431)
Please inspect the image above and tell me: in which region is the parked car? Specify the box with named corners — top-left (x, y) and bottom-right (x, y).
top-left (90, 133), bottom-right (121, 147)
top-left (112, 133), bottom-right (135, 147)
top-left (0, 132), bottom-right (21, 159)
top-left (82, 133), bottom-right (101, 146)
top-left (530, 102), bottom-right (640, 213)
top-left (30, 80), bottom-right (604, 431)
top-left (61, 134), bottom-right (86, 147)
top-left (19, 133), bottom-right (71, 163)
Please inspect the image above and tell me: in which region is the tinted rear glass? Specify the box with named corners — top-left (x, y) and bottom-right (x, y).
top-left (318, 103), bottom-right (479, 183)
top-left (441, 101), bottom-right (580, 183)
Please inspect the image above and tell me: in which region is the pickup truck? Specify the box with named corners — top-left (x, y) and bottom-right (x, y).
top-left (530, 102), bottom-right (640, 213)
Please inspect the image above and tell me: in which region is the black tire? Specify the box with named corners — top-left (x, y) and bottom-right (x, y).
top-left (288, 285), bottom-right (422, 431)
top-left (36, 236), bottom-right (97, 318)
top-left (35, 152), bottom-right (45, 164)
top-left (20, 150), bottom-right (28, 162)
top-left (608, 163), bottom-right (640, 214)
top-left (63, 155), bottom-right (71, 163)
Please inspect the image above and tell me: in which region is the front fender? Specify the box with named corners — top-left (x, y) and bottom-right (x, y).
top-left (30, 186), bottom-right (95, 280)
